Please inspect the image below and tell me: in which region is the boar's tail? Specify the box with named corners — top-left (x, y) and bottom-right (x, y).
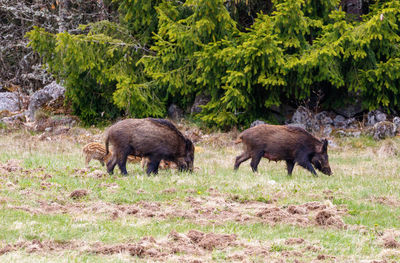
top-left (105, 133), bottom-right (110, 155)
top-left (234, 138), bottom-right (242, 144)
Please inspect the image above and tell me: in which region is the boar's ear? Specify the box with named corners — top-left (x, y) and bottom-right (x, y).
top-left (317, 139), bottom-right (328, 153)
top-left (322, 139), bottom-right (328, 152)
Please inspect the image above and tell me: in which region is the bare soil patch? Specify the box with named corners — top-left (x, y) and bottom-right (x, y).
top-left (256, 201), bottom-right (347, 229)
top-left (0, 159), bottom-right (23, 173)
top-left (5, 194), bottom-right (348, 231)
top-left (0, 159), bottom-right (46, 178)
top-left (0, 230), bottom-right (298, 261)
top-left (69, 189), bottom-right (89, 199)
top-left (0, 240), bottom-right (79, 255)
top-left (371, 196), bottom-right (400, 207)
top-left (380, 230), bottom-right (400, 249)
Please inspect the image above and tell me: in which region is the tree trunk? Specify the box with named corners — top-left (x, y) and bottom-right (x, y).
top-left (98, 0), bottom-right (107, 21)
top-left (58, 0), bottom-right (69, 33)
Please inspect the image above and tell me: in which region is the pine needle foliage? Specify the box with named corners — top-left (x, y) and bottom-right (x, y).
top-left (26, 0), bottom-right (400, 127)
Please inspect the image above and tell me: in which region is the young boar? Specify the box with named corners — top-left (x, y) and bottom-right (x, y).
top-left (140, 157), bottom-right (178, 170)
top-left (105, 118), bottom-right (194, 175)
top-left (82, 142), bottom-right (141, 167)
top-left (234, 124), bottom-right (332, 176)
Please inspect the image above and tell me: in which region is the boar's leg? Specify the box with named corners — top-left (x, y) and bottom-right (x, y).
top-left (117, 146), bottom-right (135, 175)
top-left (146, 157), bottom-right (161, 175)
top-left (85, 155), bottom-right (91, 167)
top-left (297, 159), bottom-right (317, 176)
top-left (250, 150), bottom-right (264, 172)
top-left (286, 160), bottom-right (295, 175)
top-left (100, 160), bottom-right (105, 166)
top-left (117, 153), bottom-right (128, 175)
top-left (234, 152), bottom-right (251, 170)
top-left (106, 154), bottom-right (117, 175)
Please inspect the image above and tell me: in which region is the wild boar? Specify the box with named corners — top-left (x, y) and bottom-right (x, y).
top-left (234, 124), bottom-right (332, 176)
top-left (105, 118), bottom-right (194, 175)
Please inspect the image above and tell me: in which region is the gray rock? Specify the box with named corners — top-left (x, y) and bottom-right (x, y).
top-left (291, 106), bottom-right (316, 132)
top-left (337, 130), bottom-right (361, 138)
top-left (0, 92), bottom-right (20, 112)
top-left (333, 115), bottom-right (346, 128)
top-left (190, 94), bottom-right (210, 115)
top-left (1, 112), bottom-right (26, 124)
top-left (393, 117), bottom-right (400, 133)
top-left (26, 81), bottom-right (65, 121)
top-left (367, 110), bottom-right (387, 126)
top-left (167, 104), bottom-right (183, 120)
top-left (345, 117), bottom-right (358, 129)
top-left (315, 111), bottom-right (333, 126)
top-left (372, 121), bottom-right (396, 140)
top-left (322, 125), bottom-right (333, 137)
top-left (250, 120), bottom-right (266, 128)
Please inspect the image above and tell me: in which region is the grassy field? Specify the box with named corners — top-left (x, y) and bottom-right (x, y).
top-left (0, 126), bottom-right (399, 262)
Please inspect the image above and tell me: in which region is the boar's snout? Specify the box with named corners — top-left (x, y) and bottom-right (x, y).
top-left (311, 154), bottom-right (331, 176)
top-left (184, 139), bottom-right (195, 172)
top-left (322, 166), bottom-right (332, 176)
top-left (183, 157), bottom-right (194, 172)
top-left (187, 160), bottom-right (194, 172)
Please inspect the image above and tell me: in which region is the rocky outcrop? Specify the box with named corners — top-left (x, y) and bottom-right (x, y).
top-left (367, 110), bottom-right (387, 126)
top-left (0, 92), bottom-right (20, 112)
top-left (372, 121), bottom-right (397, 140)
top-left (287, 106), bottom-right (400, 140)
top-left (26, 81), bottom-right (65, 121)
top-left (290, 106), bottom-right (316, 131)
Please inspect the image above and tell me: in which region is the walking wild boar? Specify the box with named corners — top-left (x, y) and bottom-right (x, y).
top-left (105, 118), bottom-right (194, 175)
top-left (234, 124), bottom-right (332, 176)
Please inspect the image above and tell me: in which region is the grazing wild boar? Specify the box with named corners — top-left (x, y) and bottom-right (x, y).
top-left (234, 124), bottom-right (332, 176)
top-left (105, 118), bottom-right (194, 175)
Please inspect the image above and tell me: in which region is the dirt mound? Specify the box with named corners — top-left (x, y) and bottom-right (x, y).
top-left (256, 206), bottom-right (293, 224)
top-left (69, 189), bottom-right (89, 199)
top-left (372, 196), bottom-right (400, 207)
top-left (0, 240), bottom-right (78, 255)
top-left (197, 233), bottom-right (237, 250)
top-left (287, 205), bottom-right (307, 215)
top-left (382, 236), bottom-right (400, 248)
top-left (5, 195), bottom-right (347, 231)
top-left (380, 230), bottom-right (400, 249)
top-left (87, 170), bottom-right (108, 178)
top-left (255, 202), bottom-right (346, 229)
top-left (161, 188), bottom-right (177, 194)
top-left (187, 230), bottom-right (205, 243)
top-left (0, 159), bottom-right (23, 172)
top-left (90, 230), bottom-right (236, 259)
top-left (91, 243), bottom-right (145, 256)
top-left (285, 238), bottom-right (305, 245)
top-left (315, 209), bottom-right (345, 229)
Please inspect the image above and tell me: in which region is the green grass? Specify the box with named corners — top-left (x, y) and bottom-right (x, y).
top-left (0, 130), bottom-right (400, 261)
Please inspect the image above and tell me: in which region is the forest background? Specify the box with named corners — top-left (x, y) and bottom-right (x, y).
top-left (1, 0), bottom-right (400, 128)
